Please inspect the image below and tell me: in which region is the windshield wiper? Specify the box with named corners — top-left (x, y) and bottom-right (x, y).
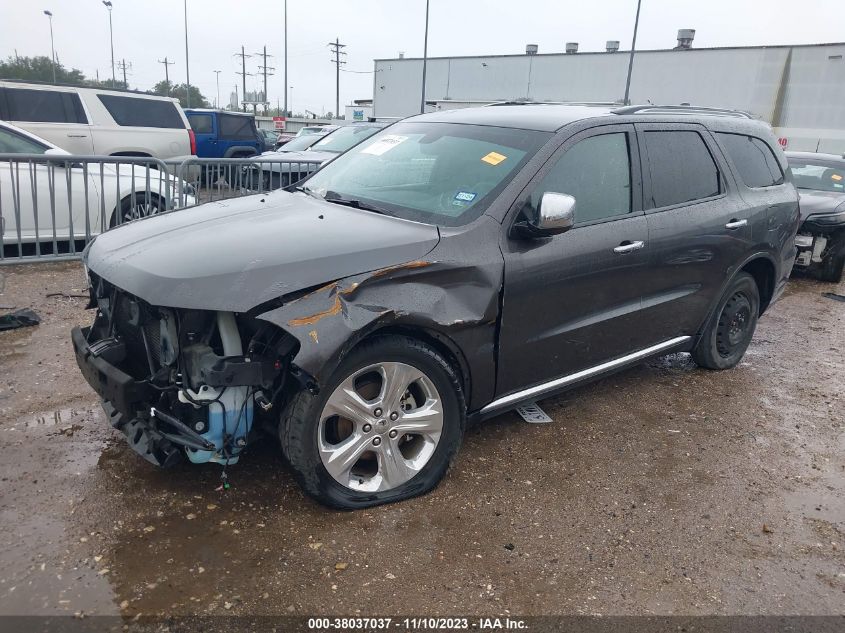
top-left (323, 191), bottom-right (394, 216)
top-left (293, 186), bottom-right (323, 199)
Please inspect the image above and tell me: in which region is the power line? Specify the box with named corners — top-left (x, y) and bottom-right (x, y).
top-left (234, 46), bottom-right (253, 112)
top-left (255, 46), bottom-right (275, 115)
top-left (116, 58), bottom-right (132, 86)
top-left (328, 38), bottom-right (346, 118)
top-left (157, 56), bottom-right (175, 86)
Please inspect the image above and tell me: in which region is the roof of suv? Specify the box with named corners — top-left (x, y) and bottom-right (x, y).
top-left (408, 103), bottom-right (761, 133)
top-left (412, 104), bottom-right (615, 131)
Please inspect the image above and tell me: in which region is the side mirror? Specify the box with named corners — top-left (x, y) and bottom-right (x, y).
top-left (512, 192), bottom-right (576, 238)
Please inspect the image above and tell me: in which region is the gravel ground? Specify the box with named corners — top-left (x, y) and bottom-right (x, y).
top-left (0, 261), bottom-right (843, 619)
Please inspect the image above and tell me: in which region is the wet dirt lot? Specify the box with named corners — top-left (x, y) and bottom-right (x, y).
top-left (0, 261), bottom-right (843, 618)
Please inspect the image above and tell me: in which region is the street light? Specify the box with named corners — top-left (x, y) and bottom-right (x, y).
top-left (183, 0), bottom-right (191, 107)
top-left (623, 0), bottom-right (643, 106)
top-left (43, 10), bottom-right (56, 83)
top-left (420, 0), bottom-right (429, 114)
top-left (289, 86), bottom-right (293, 117)
top-left (102, 1), bottom-right (115, 85)
top-left (213, 70), bottom-right (221, 109)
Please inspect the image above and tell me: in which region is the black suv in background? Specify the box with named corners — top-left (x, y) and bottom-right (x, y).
top-left (73, 104), bottom-right (799, 508)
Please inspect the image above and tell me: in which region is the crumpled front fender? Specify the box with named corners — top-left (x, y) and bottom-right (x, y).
top-left (256, 218), bottom-right (504, 411)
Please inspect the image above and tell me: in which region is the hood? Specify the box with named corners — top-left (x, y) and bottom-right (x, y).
top-left (85, 191), bottom-right (440, 312)
top-left (797, 189), bottom-right (845, 223)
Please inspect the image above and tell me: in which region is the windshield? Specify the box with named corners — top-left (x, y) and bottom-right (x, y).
top-left (301, 121), bottom-right (551, 226)
top-left (278, 135), bottom-right (319, 152)
top-left (308, 125), bottom-right (383, 154)
top-left (788, 159), bottom-right (845, 193)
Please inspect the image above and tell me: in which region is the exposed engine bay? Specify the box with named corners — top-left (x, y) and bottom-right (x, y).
top-left (72, 271), bottom-right (297, 467)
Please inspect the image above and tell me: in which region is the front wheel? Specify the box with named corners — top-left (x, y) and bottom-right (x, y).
top-left (280, 336), bottom-right (465, 509)
top-left (692, 271), bottom-right (760, 370)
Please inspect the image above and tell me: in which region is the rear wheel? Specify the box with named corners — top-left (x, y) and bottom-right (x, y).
top-left (280, 336), bottom-right (465, 509)
top-left (692, 272), bottom-right (760, 370)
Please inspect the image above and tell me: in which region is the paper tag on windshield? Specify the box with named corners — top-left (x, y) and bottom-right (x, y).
top-left (481, 151), bottom-right (507, 165)
top-left (360, 134), bottom-right (408, 156)
top-left (515, 402), bottom-right (552, 424)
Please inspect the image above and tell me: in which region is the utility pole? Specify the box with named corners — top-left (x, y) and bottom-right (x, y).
top-left (283, 0), bottom-right (288, 116)
top-left (328, 38), bottom-right (346, 119)
top-left (183, 0), bottom-right (191, 107)
top-left (234, 46), bottom-right (252, 112)
top-left (117, 59), bottom-right (131, 87)
top-left (255, 46), bottom-right (275, 115)
top-left (420, 0), bottom-right (430, 114)
top-left (623, 0), bottom-right (643, 106)
top-left (234, 84), bottom-right (239, 111)
top-left (214, 70), bottom-right (221, 109)
top-left (157, 57), bottom-right (175, 90)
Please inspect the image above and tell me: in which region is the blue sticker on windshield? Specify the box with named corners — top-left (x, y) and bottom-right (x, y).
top-left (454, 191), bottom-right (477, 205)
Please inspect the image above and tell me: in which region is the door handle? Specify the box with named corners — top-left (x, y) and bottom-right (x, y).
top-left (725, 219), bottom-right (748, 229)
top-left (66, 133), bottom-right (88, 138)
top-left (613, 240), bottom-right (645, 254)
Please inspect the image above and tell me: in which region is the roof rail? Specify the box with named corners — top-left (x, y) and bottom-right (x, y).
top-left (484, 100), bottom-right (623, 107)
top-left (612, 104), bottom-right (755, 119)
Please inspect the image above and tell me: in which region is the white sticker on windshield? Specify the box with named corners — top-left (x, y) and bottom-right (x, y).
top-left (360, 134), bottom-right (408, 156)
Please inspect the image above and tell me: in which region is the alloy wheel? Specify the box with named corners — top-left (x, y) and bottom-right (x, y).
top-left (317, 361), bottom-right (444, 492)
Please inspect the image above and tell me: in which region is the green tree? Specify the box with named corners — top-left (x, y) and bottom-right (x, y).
top-left (0, 55), bottom-right (86, 84)
top-left (150, 80), bottom-right (209, 108)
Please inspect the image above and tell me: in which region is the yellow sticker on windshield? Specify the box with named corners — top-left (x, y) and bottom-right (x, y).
top-left (481, 151), bottom-right (507, 166)
top-left (832, 173), bottom-right (843, 181)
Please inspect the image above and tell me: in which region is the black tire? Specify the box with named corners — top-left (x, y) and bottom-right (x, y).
top-left (817, 243), bottom-right (845, 283)
top-left (280, 336), bottom-right (466, 509)
top-left (692, 272), bottom-right (760, 370)
top-left (110, 192), bottom-right (166, 228)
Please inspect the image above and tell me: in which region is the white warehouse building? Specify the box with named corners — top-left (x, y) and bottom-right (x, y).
top-left (372, 34), bottom-right (845, 152)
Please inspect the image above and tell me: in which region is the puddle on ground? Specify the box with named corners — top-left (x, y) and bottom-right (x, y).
top-left (25, 407), bottom-right (78, 428)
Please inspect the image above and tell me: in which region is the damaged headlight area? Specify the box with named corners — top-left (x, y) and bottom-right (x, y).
top-left (72, 272), bottom-right (297, 468)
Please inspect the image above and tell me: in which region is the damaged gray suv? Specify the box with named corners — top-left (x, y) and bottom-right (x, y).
top-left (73, 104), bottom-right (799, 508)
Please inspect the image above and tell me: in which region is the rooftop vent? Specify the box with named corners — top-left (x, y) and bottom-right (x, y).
top-left (606, 40), bottom-right (620, 53)
top-left (566, 42), bottom-right (579, 54)
top-left (525, 44), bottom-right (538, 55)
top-left (676, 29), bottom-right (695, 50)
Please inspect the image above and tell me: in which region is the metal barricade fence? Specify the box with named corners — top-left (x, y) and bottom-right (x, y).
top-left (0, 153), bottom-right (324, 263)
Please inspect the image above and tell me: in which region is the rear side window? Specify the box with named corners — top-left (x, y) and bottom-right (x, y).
top-left (716, 133), bottom-right (784, 188)
top-left (188, 114), bottom-right (213, 134)
top-left (97, 94), bottom-right (184, 128)
top-left (526, 132), bottom-right (632, 224)
top-left (643, 130), bottom-right (721, 208)
top-left (0, 87), bottom-right (87, 124)
top-left (218, 114), bottom-right (256, 140)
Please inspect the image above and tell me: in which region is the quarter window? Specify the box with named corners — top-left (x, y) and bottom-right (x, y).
top-left (218, 114), bottom-right (257, 140)
top-left (97, 94), bottom-right (184, 128)
top-left (525, 132), bottom-right (632, 224)
top-left (643, 131), bottom-right (721, 208)
top-left (0, 87), bottom-right (87, 124)
top-left (716, 133), bottom-right (784, 188)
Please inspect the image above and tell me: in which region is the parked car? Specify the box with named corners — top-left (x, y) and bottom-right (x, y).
top-left (277, 126), bottom-right (336, 151)
top-left (273, 132), bottom-right (298, 149)
top-left (257, 128), bottom-right (280, 152)
top-left (785, 151), bottom-right (845, 281)
top-left (273, 134), bottom-right (323, 153)
top-left (0, 120), bottom-right (194, 252)
top-left (184, 109), bottom-right (262, 158)
top-left (257, 122), bottom-right (387, 188)
top-left (0, 80), bottom-right (195, 160)
top-left (296, 125), bottom-right (332, 137)
top-left (73, 104), bottom-right (798, 508)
